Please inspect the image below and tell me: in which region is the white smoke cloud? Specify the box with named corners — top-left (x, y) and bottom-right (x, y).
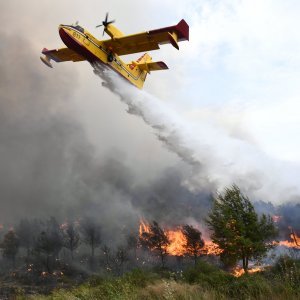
top-left (92, 62), bottom-right (300, 205)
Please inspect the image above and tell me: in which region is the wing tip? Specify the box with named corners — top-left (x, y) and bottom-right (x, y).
top-left (157, 61), bottom-right (169, 70)
top-left (176, 19), bottom-right (189, 41)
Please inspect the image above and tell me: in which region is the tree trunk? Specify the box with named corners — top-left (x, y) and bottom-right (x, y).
top-left (160, 249), bottom-right (165, 267)
top-left (242, 256), bottom-right (249, 273)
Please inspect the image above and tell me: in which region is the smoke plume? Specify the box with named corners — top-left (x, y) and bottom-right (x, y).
top-left (93, 62), bottom-right (300, 206)
top-left (1, 29), bottom-right (299, 245)
top-left (0, 32), bottom-right (213, 242)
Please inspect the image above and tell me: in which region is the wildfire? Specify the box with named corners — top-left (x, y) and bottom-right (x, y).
top-left (139, 220), bottom-right (151, 235)
top-left (276, 227), bottom-right (300, 249)
top-left (139, 220), bottom-right (222, 256)
top-left (166, 228), bottom-right (186, 256)
top-left (203, 241), bottom-right (223, 255)
top-left (233, 266), bottom-right (264, 277)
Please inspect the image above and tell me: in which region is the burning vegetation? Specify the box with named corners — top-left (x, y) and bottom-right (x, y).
top-left (0, 185), bottom-right (299, 298)
top-left (139, 220), bottom-right (222, 259)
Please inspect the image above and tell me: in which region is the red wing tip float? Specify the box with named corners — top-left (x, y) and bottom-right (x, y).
top-left (40, 14), bottom-right (189, 89)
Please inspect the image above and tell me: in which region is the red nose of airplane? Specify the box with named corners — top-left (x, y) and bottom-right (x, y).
top-left (58, 25), bottom-right (73, 48)
top-left (58, 25), bottom-right (67, 39)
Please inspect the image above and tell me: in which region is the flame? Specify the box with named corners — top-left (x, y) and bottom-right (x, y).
top-left (276, 227), bottom-right (300, 249)
top-left (233, 266), bottom-right (264, 277)
top-left (139, 220), bottom-right (222, 256)
top-left (203, 240), bottom-right (223, 255)
top-left (165, 228), bottom-right (187, 256)
top-left (139, 219), bottom-right (151, 236)
top-left (290, 229), bottom-right (300, 246)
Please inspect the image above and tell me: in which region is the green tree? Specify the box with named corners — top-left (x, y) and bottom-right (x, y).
top-left (206, 185), bottom-right (277, 273)
top-left (182, 224), bottom-right (205, 265)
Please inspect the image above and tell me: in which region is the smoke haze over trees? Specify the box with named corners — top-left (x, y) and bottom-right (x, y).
top-left (0, 1), bottom-right (299, 262)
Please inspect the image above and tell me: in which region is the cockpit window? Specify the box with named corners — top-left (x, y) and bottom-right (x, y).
top-left (72, 25), bottom-right (84, 33)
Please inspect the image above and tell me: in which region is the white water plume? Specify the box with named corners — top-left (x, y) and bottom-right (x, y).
top-left (92, 62), bottom-right (300, 204)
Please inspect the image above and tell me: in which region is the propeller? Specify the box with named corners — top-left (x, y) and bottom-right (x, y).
top-left (96, 13), bottom-right (115, 36)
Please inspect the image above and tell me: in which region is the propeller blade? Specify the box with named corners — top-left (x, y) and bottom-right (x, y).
top-left (96, 13), bottom-right (116, 34)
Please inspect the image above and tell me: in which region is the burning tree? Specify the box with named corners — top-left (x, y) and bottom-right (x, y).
top-left (207, 185), bottom-right (277, 273)
top-left (182, 225), bottom-right (205, 265)
top-left (139, 221), bottom-right (169, 267)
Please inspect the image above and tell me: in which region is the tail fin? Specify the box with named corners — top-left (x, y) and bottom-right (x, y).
top-left (128, 53), bottom-right (169, 88)
top-left (136, 53), bottom-right (152, 64)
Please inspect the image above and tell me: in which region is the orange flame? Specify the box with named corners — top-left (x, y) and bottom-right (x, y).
top-left (276, 227), bottom-right (300, 249)
top-left (165, 228), bottom-right (187, 256)
top-left (139, 220), bottom-right (222, 256)
top-left (139, 219), bottom-right (151, 236)
top-left (233, 266), bottom-right (264, 277)
top-left (203, 240), bottom-right (223, 255)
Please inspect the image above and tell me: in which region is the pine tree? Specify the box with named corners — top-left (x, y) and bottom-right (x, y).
top-left (182, 225), bottom-right (205, 265)
top-left (206, 185), bottom-right (277, 273)
top-left (140, 221), bottom-right (169, 267)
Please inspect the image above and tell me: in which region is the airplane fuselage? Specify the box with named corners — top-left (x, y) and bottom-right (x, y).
top-left (59, 25), bottom-right (147, 88)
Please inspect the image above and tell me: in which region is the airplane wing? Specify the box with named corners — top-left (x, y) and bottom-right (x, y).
top-left (102, 19), bottom-right (189, 56)
top-left (41, 48), bottom-right (86, 63)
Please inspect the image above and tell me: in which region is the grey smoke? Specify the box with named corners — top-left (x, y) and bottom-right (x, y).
top-left (0, 30), bottom-right (298, 246)
top-left (0, 32), bottom-right (213, 242)
top-left (92, 62), bottom-right (300, 206)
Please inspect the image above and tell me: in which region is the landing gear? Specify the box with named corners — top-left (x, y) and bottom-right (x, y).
top-left (107, 53), bottom-right (114, 62)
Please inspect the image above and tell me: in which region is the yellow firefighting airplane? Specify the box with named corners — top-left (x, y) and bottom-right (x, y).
top-left (40, 14), bottom-right (189, 89)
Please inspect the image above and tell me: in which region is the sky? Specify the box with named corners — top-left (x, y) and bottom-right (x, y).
top-left (6, 0), bottom-right (297, 163)
top-left (0, 0), bottom-right (300, 224)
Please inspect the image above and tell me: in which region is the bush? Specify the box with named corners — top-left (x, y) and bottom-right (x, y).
top-left (227, 274), bottom-right (272, 299)
top-left (269, 256), bottom-right (300, 294)
top-left (123, 269), bottom-right (158, 288)
top-left (182, 260), bottom-right (233, 287)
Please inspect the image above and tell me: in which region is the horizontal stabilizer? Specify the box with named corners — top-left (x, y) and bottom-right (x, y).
top-left (136, 61), bottom-right (168, 73)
